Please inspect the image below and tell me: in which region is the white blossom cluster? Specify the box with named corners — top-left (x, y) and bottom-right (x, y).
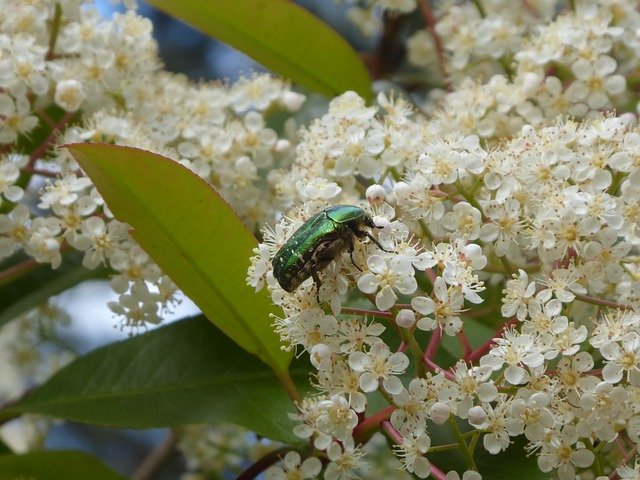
top-left (0, 303), bottom-right (74, 450)
top-left (248, 2), bottom-right (640, 479)
top-left (177, 424), bottom-right (280, 479)
top-left (0, 0), bottom-right (305, 329)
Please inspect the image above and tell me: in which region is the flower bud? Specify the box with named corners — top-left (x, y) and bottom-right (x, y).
top-left (393, 181), bottom-right (412, 204)
top-left (280, 91), bottom-right (306, 111)
top-left (366, 184), bottom-right (386, 205)
top-left (430, 402), bottom-right (451, 424)
top-left (396, 309), bottom-right (416, 328)
top-left (468, 405), bottom-right (487, 426)
top-left (54, 79), bottom-right (86, 112)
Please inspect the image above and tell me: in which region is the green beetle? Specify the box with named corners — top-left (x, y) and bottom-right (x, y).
top-left (272, 205), bottom-right (388, 295)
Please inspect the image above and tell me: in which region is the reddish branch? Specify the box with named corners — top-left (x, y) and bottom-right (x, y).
top-left (417, 0), bottom-right (450, 88)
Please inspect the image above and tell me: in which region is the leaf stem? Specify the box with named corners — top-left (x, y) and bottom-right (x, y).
top-left (0, 257), bottom-right (40, 288)
top-left (448, 416), bottom-right (477, 471)
top-left (574, 293), bottom-right (633, 311)
top-left (417, 0), bottom-right (450, 88)
top-left (352, 405), bottom-right (395, 445)
top-left (131, 431), bottom-right (178, 480)
top-left (46, 3), bottom-right (62, 61)
top-left (236, 447), bottom-right (296, 480)
top-left (400, 327), bottom-right (426, 377)
top-left (276, 369), bottom-right (302, 403)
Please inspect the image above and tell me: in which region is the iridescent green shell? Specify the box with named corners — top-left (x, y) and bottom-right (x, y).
top-left (272, 205), bottom-right (373, 292)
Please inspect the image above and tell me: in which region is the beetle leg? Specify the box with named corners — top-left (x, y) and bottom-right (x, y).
top-left (349, 237), bottom-right (362, 271)
top-left (365, 232), bottom-right (390, 252)
top-left (312, 270), bottom-right (322, 302)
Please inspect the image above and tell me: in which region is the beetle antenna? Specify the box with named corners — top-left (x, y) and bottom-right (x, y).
top-left (365, 232), bottom-right (393, 253)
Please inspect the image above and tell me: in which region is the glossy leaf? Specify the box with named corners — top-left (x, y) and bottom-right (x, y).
top-left (146, 0), bottom-right (372, 100)
top-left (3, 316), bottom-right (302, 443)
top-left (65, 143), bottom-right (290, 375)
top-left (0, 451), bottom-right (124, 480)
top-left (0, 252), bottom-right (108, 327)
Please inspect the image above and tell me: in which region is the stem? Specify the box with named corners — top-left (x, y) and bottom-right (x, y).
top-left (427, 442), bottom-right (460, 453)
top-left (21, 166), bottom-right (60, 177)
top-left (429, 462), bottom-right (447, 480)
top-left (341, 307), bottom-right (393, 319)
top-left (468, 431), bottom-right (480, 454)
top-left (574, 293), bottom-right (633, 311)
top-left (457, 330), bottom-right (473, 357)
top-left (586, 440), bottom-right (603, 477)
top-left (472, 0), bottom-right (487, 17)
top-left (275, 369), bottom-right (301, 403)
top-left (417, 0), bottom-right (450, 88)
top-left (131, 431), bottom-right (177, 480)
top-left (0, 257), bottom-right (40, 288)
top-left (499, 56), bottom-right (515, 81)
top-left (236, 447), bottom-right (295, 480)
top-left (424, 357), bottom-right (455, 380)
top-left (400, 327), bottom-right (426, 378)
top-left (418, 219), bottom-right (434, 243)
top-left (424, 328), bottom-right (441, 360)
top-left (29, 111), bottom-right (75, 166)
top-left (46, 3), bottom-right (62, 61)
top-left (352, 405), bottom-right (395, 445)
top-left (466, 318), bottom-right (517, 362)
top-left (499, 255), bottom-right (516, 276)
top-left (454, 180), bottom-right (483, 213)
top-left (567, 0), bottom-right (576, 11)
top-left (381, 420), bottom-right (403, 444)
top-left (448, 417), bottom-right (476, 471)
top-left (609, 441), bottom-right (638, 480)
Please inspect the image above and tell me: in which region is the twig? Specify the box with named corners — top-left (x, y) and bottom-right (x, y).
top-left (236, 447), bottom-right (296, 480)
top-left (574, 293), bottom-right (634, 312)
top-left (131, 431), bottom-right (178, 480)
top-left (417, 0), bottom-right (450, 88)
top-left (466, 318), bottom-right (517, 362)
top-left (29, 111), bottom-right (75, 167)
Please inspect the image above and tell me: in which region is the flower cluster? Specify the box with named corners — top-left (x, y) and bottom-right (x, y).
top-left (248, 1), bottom-right (640, 477)
top-left (0, 0), bottom-right (305, 330)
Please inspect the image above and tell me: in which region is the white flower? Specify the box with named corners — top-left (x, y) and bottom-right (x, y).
top-left (379, 0), bottom-right (416, 14)
top-left (324, 438), bottom-right (367, 480)
top-left (0, 93), bottom-right (39, 144)
top-left (395, 432), bottom-right (431, 478)
top-left (38, 175), bottom-right (93, 210)
top-left (316, 395), bottom-right (359, 441)
top-left (601, 332), bottom-right (640, 385)
top-left (480, 329), bottom-right (545, 385)
top-left (266, 451), bottom-right (322, 480)
top-left (565, 56), bottom-right (626, 110)
top-left (412, 277), bottom-right (465, 336)
top-left (0, 158), bottom-right (23, 204)
top-left (501, 270), bottom-right (536, 320)
top-left (441, 202), bottom-right (482, 240)
top-left (54, 79), bottom-right (86, 112)
top-left (0, 203), bottom-right (30, 258)
top-left (348, 342), bottom-right (409, 395)
top-left (296, 178), bottom-right (342, 201)
top-left (357, 254), bottom-right (417, 311)
top-left (536, 426), bottom-right (595, 479)
top-left (479, 199), bottom-right (523, 256)
top-left (445, 470), bottom-right (482, 480)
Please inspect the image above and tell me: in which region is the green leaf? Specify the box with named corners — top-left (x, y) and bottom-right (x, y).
top-left (0, 252), bottom-right (108, 327)
top-left (146, 0), bottom-right (372, 101)
top-left (65, 143), bottom-right (291, 377)
top-left (426, 433), bottom-right (545, 480)
top-left (0, 440), bottom-right (10, 455)
top-left (3, 316), bottom-right (302, 444)
top-left (0, 451), bottom-right (124, 480)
